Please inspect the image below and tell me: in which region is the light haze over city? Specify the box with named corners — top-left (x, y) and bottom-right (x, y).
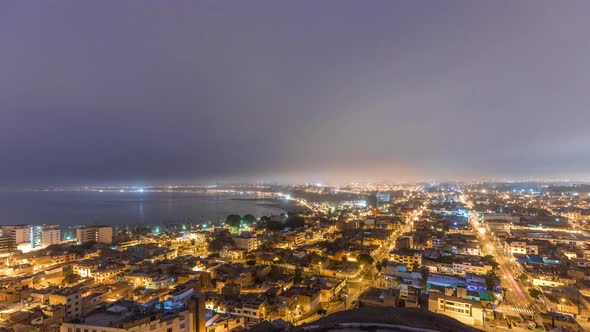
top-left (2, 1), bottom-right (590, 186)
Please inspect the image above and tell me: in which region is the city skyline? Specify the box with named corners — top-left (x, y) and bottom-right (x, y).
top-left (2, 2), bottom-right (590, 186)
top-left (4, 3), bottom-right (590, 331)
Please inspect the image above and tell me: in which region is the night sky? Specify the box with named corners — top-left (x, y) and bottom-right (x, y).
top-left (2, 1), bottom-right (590, 186)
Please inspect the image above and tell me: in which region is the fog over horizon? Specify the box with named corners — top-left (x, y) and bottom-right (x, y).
top-left (2, 1), bottom-right (590, 186)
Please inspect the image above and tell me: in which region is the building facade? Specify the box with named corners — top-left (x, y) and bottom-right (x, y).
top-left (77, 226), bottom-right (113, 244)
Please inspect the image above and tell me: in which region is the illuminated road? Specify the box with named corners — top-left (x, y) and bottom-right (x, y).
top-left (464, 200), bottom-right (537, 317)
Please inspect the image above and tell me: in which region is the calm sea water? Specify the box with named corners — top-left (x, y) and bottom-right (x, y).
top-left (0, 191), bottom-right (284, 228)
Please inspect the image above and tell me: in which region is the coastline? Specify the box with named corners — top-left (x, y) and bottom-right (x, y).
top-left (231, 197), bottom-right (311, 214)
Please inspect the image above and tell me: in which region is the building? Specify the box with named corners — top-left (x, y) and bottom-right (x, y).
top-left (42, 225), bottom-right (61, 247)
top-left (377, 192), bottom-right (391, 203)
top-left (49, 287), bottom-right (83, 321)
top-left (366, 194), bottom-right (379, 209)
top-left (0, 235), bottom-right (15, 253)
top-left (428, 293), bottom-right (485, 327)
top-left (285, 230), bottom-right (306, 247)
top-left (0, 225), bottom-right (31, 246)
top-left (77, 225), bottom-right (113, 244)
top-left (509, 241), bottom-right (538, 255)
top-left (31, 225), bottom-right (43, 248)
top-left (395, 237), bottom-right (412, 250)
top-left (451, 261), bottom-right (493, 277)
top-left (232, 236), bottom-right (258, 251)
top-left (389, 249), bottom-right (422, 269)
top-left (0, 224), bottom-right (60, 251)
top-left (205, 313), bottom-right (244, 332)
top-left (484, 213), bottom-right (520, 223)
top-left (61, 294), bottom-right (206, 332)
top-left (123, 273), bottom-right (175, 289)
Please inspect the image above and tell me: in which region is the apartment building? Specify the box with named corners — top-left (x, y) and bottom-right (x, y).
top-left (76, 225), bottom-right (113, 244)
top-left (428, 293), bottom-right (484, 327)
top-left (61, 295), bottom-right (207, 332)
top-left (232, 236), bottom-right (258, 251)
top-left (49, 288), bottom-right (83, 321)
top-left (389, 249), bottom-right (423, 269)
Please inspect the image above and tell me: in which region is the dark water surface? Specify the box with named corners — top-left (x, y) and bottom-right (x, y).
top-left (0, 191), bottom-right (284, 227)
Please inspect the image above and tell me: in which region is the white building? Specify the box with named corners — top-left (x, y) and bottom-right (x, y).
top-left (233, 236), bottom-right (258, 251)
top-left (451, 261), bottom-right (493, 276)
top-left (76, 225), bottom-right (113, 244)
top-left (509, 241), bottom-right (538, 255)
top-left (42, 225), bottom-right (61, 247)
top-left (0, 224), bottom-right (61, 251)
top-left (3, 225), bottom-right (31, 245)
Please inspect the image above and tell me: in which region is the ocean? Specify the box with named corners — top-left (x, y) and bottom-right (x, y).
top-left (0, 190), bottom-right (285, 229)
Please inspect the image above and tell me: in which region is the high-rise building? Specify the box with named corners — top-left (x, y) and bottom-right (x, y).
top-left (377, 192), bottom-right (391, 202)
top-left (0, 235), bottom-right (15, 253)
top-left (76, 225), bottom-right (113, 244)
top-left (366, 194), bottom-right (379, 208)
top-left (0, 224), bottom-right (61, 250)
top-left (4, 225), bottom-right (31, 245)
top-left (31, 225), bottom-right (42, 248)
top-left (41, 225), bottom-right (61, 247)
top-left (1, 225), bottom-right (36, 251)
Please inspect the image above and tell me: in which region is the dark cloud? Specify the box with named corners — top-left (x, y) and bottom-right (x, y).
top-left (1, 1), bottom-right (590, 185)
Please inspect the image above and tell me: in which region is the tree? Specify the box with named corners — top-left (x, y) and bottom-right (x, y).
top-left (501, 287), bottom-right (508, 302)
top-left (485, 270), bottom-right (498, 293)
top-left (307, 252), bottom-right (321, 265)
top-left (481, 255), bottom-right (499, 270)
top-left (225, 214), bottom-right (242, 229)
top-left (208, 236), bottom-right (234, 253)
top-left (528, 288), bottom-right (542, 300)
top-left (286, 214), bottom-right (305, 229)
top-left (419, 266), bottom-right (430, 281)
top-left (357, 253), bottom-right (374, 267)
top-left (246, 259), bottom-right (256, 266)
top-left (243, 214), bottom-right (256, 227)
top-left (62, 270), bottom-right (79, 285)
top-left (267, 220), bottom-right (284, 231)
top-left (376, 261), bottom-right (383, 273)
top-left (294, 267), bottom-right (303, 284)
